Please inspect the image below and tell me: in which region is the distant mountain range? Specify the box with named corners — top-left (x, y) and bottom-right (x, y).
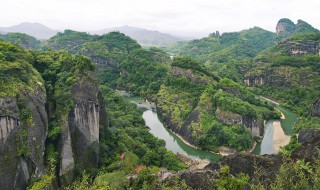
top-left (0, 22), bottom-right (60, 39)
top-left (90, 25), bottom-right (192, 46)
top-left (0, 23), bottom-right (190, 46)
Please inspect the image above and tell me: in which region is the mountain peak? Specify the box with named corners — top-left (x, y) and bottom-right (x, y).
top-left (0, 22), bottom-right (60, 39)
top-left (276, 18), bottom-right (318, 35)
top-left (276, 18), bottom-right (296, 35)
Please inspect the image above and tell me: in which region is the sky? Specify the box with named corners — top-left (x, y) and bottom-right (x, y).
top-left (1, 0), bottom-right (319, 37)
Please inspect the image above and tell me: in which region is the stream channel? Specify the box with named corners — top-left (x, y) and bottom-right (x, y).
top-left (119, 91), bottom-right (297, 161)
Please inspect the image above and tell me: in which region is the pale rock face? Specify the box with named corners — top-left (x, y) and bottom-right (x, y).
top-left (73, 101), bottom-right (99, 142)
top-left (0, 116), bottom-right (19, 142)
top-left (59, 79), bottom-right (101, 184)
top-left (59, 119), bottom-right (75, 183)
top-left (215, 108), bottom-right (263, 138)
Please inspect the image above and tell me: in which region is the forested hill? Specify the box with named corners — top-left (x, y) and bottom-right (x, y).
top-left (243, 32), bottom-right (320, 129)
top-left (0, 32), bottom-right (40, 49)
top-left (41, 30), bottom-right (170, 98)
top-left (156, 57), bottom-right (280, 152)
top-left (172, 19), bottom-right (318, 75)
top-left (176, 27), bottom-right (279, 64)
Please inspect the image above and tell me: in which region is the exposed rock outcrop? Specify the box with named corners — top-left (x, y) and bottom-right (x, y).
top-left (291, 129), bottom-right (320, 162)
top-left (60, 79), bottom-right (102, 183)
top-left (279, 39), bottom-right (320, 56)
top-left (0, 88), bottom-right (48, 190)
top-left (276, 18), bottom-right (296, 35)
top-left (244, 68), bottom-right (293, 87)
top-left (215, 108), bottom-right (263, 137)
top-left (311, 99), bottom-right (320, 117)
top-left (171, 67), bottom-right (209, 84)
top-left (159, 169), bottom-right (216, 190)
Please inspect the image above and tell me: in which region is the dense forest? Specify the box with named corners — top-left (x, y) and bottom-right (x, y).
top-left (1, 17), bottom-right (320, 189)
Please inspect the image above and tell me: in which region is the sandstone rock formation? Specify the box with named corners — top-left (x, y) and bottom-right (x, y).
top-left (0, 88), bottom-right (48, 190)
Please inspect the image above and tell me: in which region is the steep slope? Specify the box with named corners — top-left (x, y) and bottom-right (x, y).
top-left (0, 22), bottom-right (60, 39)
top-left (0, 41), bottom-right (47, 189)
top-left (0, 41), bottom-right (107, 189)
top-left (156, 57), bottom-right (280, 151)
top-left (276, 18), bottom-right (319, 36)
top-left (91, 25), bottom-right (187, 46)
top-left (244, 33), bottom-right (320, 116)
top-left (42, 30), bottom-right (170, 98)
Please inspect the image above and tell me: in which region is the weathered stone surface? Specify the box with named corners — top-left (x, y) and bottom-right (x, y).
top-left (60, 78), bottom-right (103, 183)
top-left (292, 129), bottom-right (320, 162)
top-left (159, 169), bottom-right (216, 190)
top-left (276, 18), bottom-right (296, 35)
top-left (310, 99), bottom-right (320, 117)
top-left (171, 67), bottom-right (209, 84)
top-left (215, 108), bottom-right (263, 137)
top-left (0, 87), bottom-right (48, 190)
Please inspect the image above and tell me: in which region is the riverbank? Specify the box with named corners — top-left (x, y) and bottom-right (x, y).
top-left (174, 133), bottom-right (199, 149)
top-left (273, 121), bottom-right (290, 151)
top-left (256, 96), bottom-right (297, 154)
top-left (259, 96), bottom-right (280, 105)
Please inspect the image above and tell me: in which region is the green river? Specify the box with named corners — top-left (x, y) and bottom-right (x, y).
top-left (252, 99), bottom-right (298, 154)
top-left (120, 91), bottom-right (297, 161)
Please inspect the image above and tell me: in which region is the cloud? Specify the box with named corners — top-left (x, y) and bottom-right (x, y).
top-left (0, 0), bottom-right (319, 37)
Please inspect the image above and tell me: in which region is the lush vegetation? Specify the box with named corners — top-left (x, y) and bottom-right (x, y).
top-left (157, 57), bottom-right (279, 151)
top-left (245, 32), bottom-right (320, 134)
top-left (64, 86), bottom-right (187, 189)
top-left (0, 32), bottom-right (40, 49)
top-left (41, 30), bottom-right (170, 98)
top-left (0, 40), bottom-right (43, 97)
top-left (170, 27), bottom-right (280, 65)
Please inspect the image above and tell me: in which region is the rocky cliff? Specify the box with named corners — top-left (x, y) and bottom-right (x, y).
top-left (276, 18), bottom-right (319, 36)
top-left (59, 79), bottom-right (103, 183)
top-left (160, 129), bottom-right (320, 189)
top-left (0, 88), bottom-right (48, 190)
top-left (276, 18), bottom-right (296, 35)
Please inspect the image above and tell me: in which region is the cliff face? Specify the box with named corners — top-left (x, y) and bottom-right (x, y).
top-left (276, 18), bottom-right (296, 35)
top-left (161, 129), bottom-right (320, 190)
top-left (0, 88), bottom-right (48, 190)
top-left (244, 68), bottom-right (294, 87)
top-left (311, 99), bottom-right (320, 117)
top-left (215, 108), bottom-right (263, 138)
top-left (60, 79), bottom-right (101, 183)
top-left (284, 40), bottom-right (320, 56)
top-left (276, 18), bottom-right (319, 36)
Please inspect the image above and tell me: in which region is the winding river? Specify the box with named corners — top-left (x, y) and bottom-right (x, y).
top-left (120, 92), bottom-right (220, 162)
top-left (119, 91), bottom-right (297, 160)
top-left (252, 99), bottom-right (298, 154)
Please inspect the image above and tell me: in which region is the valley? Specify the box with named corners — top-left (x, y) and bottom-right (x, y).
top-left (0, 17), bottom-right (320, 189)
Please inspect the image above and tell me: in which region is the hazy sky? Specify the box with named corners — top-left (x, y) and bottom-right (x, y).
top-left (1, 0), bottom-right (319, 37)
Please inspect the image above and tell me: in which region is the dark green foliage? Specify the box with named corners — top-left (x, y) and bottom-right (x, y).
top-left (41, 30), bottom-right (94, 53)
top-left (42, 30), bottom-right (169, 98)
top-left (131, 168), bottom-right (158, 190)
top-left (246, 32), bottom-right (320, 120)
top-left (175, 27), bottom-right (279, 65)
top-left (197, 122), bottom-right (252, 151)
top-left (117, 48), bottom-right (169, 97)
top-left (0, 40), bottom-right (43, 97)
top-left (213, 165), bottom-right (249, 190)
top-left (157, 58), bottom-right (278, 151)
top-left (280, 135), bottom-right (301, 155)
top-left (99, 86), bottom-right (187, 172)
top-left (0, 32), bottom-right (40, 49)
